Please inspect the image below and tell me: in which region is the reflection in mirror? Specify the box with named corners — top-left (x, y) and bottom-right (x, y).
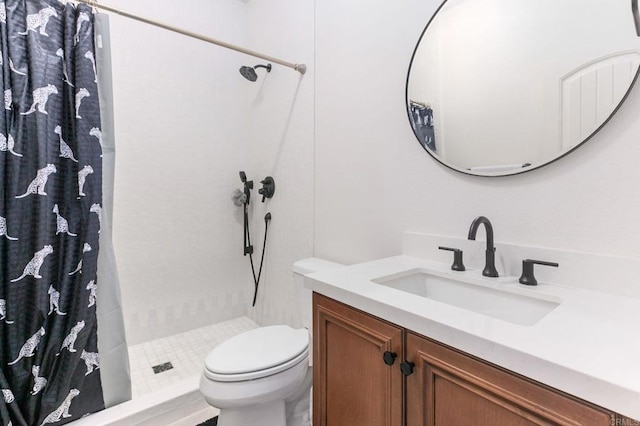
top-left (407, 0), bottom-right (640, 176)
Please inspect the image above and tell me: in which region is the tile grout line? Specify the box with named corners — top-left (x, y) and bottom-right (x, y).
top-left (127, 316), bottom-right (259, 398)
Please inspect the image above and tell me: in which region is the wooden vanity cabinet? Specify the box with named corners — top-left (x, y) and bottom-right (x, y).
top-left (313, 293), bottom-right (630, 426)
top-left (313, 293), bottom-right (404, 426)
top-left (405, 332), bottom-right (612, 425)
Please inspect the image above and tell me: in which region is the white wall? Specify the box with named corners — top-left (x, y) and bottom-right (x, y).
top-left (108, 0), bottom-right (253, 344)
top-left (244, 0), bottom-right (315, 328)
top-left (315, 0), bottom-right (640, 298)
top-left (107, 0), bottom-right (640, 347)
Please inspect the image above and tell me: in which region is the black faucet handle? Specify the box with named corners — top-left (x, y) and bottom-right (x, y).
top-left (519, 259), bottom-right (559, 286)
top-left (438, 246), bottom-right (466, 271)
top-left (258, 176), bottom-right (275, 203)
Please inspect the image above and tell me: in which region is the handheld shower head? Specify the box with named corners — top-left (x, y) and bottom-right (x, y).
top-left (239, 63), bottom-right (272, 82)
top-left (238, 170), bottom-right (253, 205)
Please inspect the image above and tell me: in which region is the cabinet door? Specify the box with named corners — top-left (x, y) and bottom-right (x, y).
top-left (313, 293), bottom-right (403, 426)
top-left (406, 332), bottom-right (614, 426)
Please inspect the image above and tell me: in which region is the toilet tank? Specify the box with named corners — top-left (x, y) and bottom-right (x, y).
top-left (292, 258), bottom-right (345, 329)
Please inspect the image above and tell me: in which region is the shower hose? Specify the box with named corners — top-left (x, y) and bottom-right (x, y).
top-left (244, 204), bottom-right (271, 307)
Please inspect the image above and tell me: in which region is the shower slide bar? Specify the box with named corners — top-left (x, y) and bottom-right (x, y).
top-left (73, 0), bottom-right (307, 74)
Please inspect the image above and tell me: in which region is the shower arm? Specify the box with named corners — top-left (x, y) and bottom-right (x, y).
top-left (73, 0), bottom-right (307, 75)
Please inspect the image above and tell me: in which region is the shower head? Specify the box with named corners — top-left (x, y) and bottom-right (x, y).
top-left (239, 63), bottom-right (272, 82)
top-left (237, 170), bottom-right (253, 205)
top-left (239, 66), bottom-right (258, 82)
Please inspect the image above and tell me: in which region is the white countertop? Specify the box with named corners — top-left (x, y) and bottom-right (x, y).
top-left (305, 255), bottom-right (640, 420)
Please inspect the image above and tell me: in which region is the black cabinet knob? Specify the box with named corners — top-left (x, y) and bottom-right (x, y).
top-left (400, 361), bottom-right (415, 376)
top-left (383, 351), bottom-right (397, 366)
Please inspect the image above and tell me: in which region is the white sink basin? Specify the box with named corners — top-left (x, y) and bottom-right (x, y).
top-left (372, 269), bottom-right (560, 326)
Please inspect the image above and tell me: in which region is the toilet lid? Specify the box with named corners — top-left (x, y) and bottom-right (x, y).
top-left (204, 325), bottom-right (309, 380)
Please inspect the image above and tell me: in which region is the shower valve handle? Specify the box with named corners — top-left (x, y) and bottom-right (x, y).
top-left (258, 176), bottom-right (275, 202)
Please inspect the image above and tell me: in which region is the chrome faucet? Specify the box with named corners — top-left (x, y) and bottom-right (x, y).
top-left (467, 216), bottom-right (499, 277)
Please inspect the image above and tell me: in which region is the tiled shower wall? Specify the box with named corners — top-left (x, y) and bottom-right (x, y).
top-left (244, 0), bottom-right (315, 328)
top-left (109, 0), bottom-right (254, 345)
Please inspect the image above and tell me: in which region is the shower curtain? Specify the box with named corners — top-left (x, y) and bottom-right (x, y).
top-left (93, 12), bottom-right (131, 409)
top-left (0, 1), bottom-right (106, 424)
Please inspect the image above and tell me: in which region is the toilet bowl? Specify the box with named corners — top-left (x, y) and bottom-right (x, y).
top-left (199, 258), bottom-right (344, 426)
top-left (200, 325), bottom-right (310, 426)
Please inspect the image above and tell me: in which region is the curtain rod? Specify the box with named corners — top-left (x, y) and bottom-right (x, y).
top-left (74, 0), bottom-right (307, 74)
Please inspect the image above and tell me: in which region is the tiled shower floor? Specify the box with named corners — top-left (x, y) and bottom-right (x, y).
top-left (128, 316), bottom-right (259, 397)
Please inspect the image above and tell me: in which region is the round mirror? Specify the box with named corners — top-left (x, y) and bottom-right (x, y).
top-left (407, 0), bottom-right (640, 176)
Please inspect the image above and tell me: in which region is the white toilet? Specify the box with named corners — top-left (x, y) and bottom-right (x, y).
top-left (199, 258), bottom-right (344, 426)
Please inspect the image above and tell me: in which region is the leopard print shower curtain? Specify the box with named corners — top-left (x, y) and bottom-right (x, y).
top-left (0, 1), bottom-right (105, 424)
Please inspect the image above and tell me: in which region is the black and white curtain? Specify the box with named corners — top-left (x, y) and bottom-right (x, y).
top-left (409, 102), bottom-right (436, 152)
top-left (0, 1), bottom-right (104, 425)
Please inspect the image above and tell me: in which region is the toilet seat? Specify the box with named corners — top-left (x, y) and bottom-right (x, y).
top-left (204, 325), bottom-right (309, 382)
